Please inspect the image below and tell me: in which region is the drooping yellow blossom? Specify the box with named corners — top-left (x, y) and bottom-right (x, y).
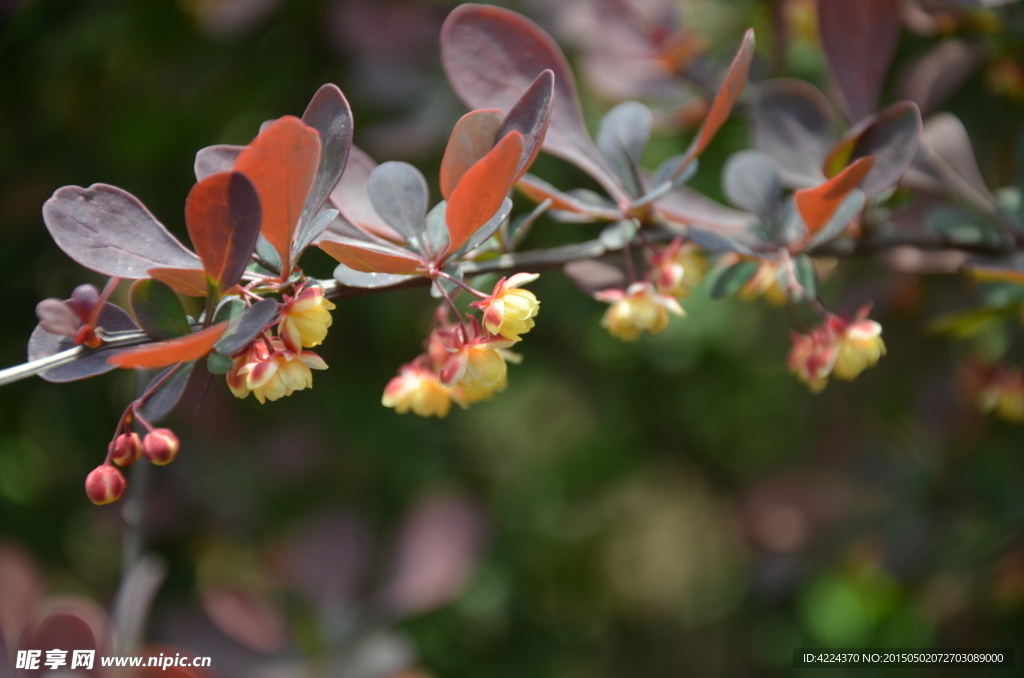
top-left (788, 306), bottom-right (885, 393)
top-left (595, 282), bottom-right (684, 341)
top-left (382, 360), bottom-right (458, 418)
top-left (832, 317), bottom-right (886, 381)
top-left (279, 285), bottom-right (336, 352)
top-left (788, 328), bottom-right (838, 394)
top-left (649, 240), bottom-right (709, 298)
top-left (227, 339), bottom-right (327, 404)
top-left (471, 273), bottom-right (541, 341)
top-left (738, 260), bottom-right (788, 306)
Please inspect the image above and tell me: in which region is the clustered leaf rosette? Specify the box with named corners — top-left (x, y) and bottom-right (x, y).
top-left (788, 306), bottom-right (886, 393)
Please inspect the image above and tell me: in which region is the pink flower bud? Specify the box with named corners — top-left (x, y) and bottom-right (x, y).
top-left (85, 465), bottom-right (126, 505)
top-left (109, 432), bottom-right (142, 467)
top-left (143, 428), bottom-right (180, 466)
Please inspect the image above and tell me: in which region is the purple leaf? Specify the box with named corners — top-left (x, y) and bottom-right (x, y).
top-left (920, 113), bottom-right (995, 207)
top-left (296, 84), bottom-right (354, 259)
top-left (34, 299), bottom-right (79, 337)
top-left (596, 101), bottom-right (653, 198)
top-left (43, 184), bottom-right (201, 278)
top-left (564, 259), bottom-right (627, 296)
top-left (138, 361), bottom-right (195, 423)
top-left (495, 69), bottom-right (555, 178)
top-left (214, 298), bottom-right (279, 356)
top-left (655, 185), bottom-right (759, 236)
top-left (326, 145), bottom-right (404, 242)
top-left (722, 150), bottom-right (782, 218)
top-left (333, 263), bottom-right (416, 289)
top-left (367, 162), bottom-right (430, 246)
top-left (818, 0), bottom-right (903, 122)
top-left (387, 492), bottom-right (486, 617)
top-left (194, 145), bottom-right (244, 181)
top-left (441, 4), bottom-right (626, 200)
top-left (825, 101), bottom-right (922, 198)
top-left (752, 79), bottom-right (834, 188)
top-left (898, 39), bottom-right (986, 115)
top-left (27, 303), bottom-right (138, 383)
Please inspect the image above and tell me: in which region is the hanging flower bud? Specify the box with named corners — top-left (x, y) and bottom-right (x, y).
top-left (109, 432), bottom-right (142, 467)
top-left (830, 309), bottom-right (886, 381)
top-left (382, 358), bottom-right (459, 418)
top-left (788, 328), bottom-right (838, 393)
top-left (595, 282), bottom-right (684, 341)
top-left (279, 285), bottom-right (336, 352)
top-left (470, 273), bottom-right (541, 341)
top-left (85, 465), bottom-right (126, 505)
top-left (142, 428), bottom-right (180, 466)
top-left (227, 339), bottom-right (328, 404)
top-left (648, 239), bottom-right (708, 298)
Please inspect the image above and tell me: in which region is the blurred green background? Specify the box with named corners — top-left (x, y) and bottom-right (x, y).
top-left (2, 0), bottom-right (1024, 676)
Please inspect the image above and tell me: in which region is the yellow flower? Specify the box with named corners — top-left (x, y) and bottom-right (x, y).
top-left (455, 371), bottom-right (508, 405)
top-left (832, 318), bottom-right (886, 381)
top-left (226, 339), bottom-right (327, 404)
top-left (279, 285), bottom-right (336, 352)
top-left (382, 361), bottom-right (457, 418)
top-left (738, 260), bottom-right (788, 306)
top-left (595, 282), bottom-right (684, 342)
top-left (472, 272), bottom-right (541, 341)
top-left (649, 240), bottom-right (709, 298)
top-left (788, 328), bottom-right (838, 394)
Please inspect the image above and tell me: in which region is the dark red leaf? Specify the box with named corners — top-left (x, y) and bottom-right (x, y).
top-left (233, 116), bottom-right (321, 275)
top-left (446, 130), bottom-right (523, 254)
top-left (818, 0), bottom-right (903, 121)
top-left (441, 4), bottom-right (626, 200)
top-left (296, 83), bottom-right (353, 260)
top-left (43, 184), bottom-right (201, 278)
top-left (185, 171), bottom-right (262, 291)
top-left (439, 109), bottom-right (504, 199)
top-left (108, 323), bottom-right (228, 370)
top-left (564, 259), bottom-right (627, 296)
top-left (654, 185), bottom-right (759, 235)
top-left (495, 69), bottom-right (554, 179)
top-left (319, 238), bottom-right (424, 274)
top-left (794, 156), bottom-right (875, 235)
top-left (138, 362), bottom-right (196, 423)
top-left (685, 28), bottom-right (755, 161)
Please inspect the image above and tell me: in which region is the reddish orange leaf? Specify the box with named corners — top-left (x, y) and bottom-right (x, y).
top-left (446, 131), bottom-right (524, 254)
top-left (233, 116), bottom-right (320, 275)
top-left (440, 109), bottom-right (504, 199)
top-left (794, 156), bottom-right (875, 235)
top-left (147, 267), bottom-right (209, 297)
top-left (318, 239), bottom-right (424, 274)
top-left (687, 28), bottom-right (755, 160)
top-left (185, 172), bottom-right (262, 291)
top-left (108, 322), bottom-right (228, 369)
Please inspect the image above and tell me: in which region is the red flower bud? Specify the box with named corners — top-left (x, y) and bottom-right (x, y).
top-left (143, 428), bottom-right (179, 466)
top-left (109, 432), bottom-right (142, 467)
top-left (85, 465), bottom-right (126, 505)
